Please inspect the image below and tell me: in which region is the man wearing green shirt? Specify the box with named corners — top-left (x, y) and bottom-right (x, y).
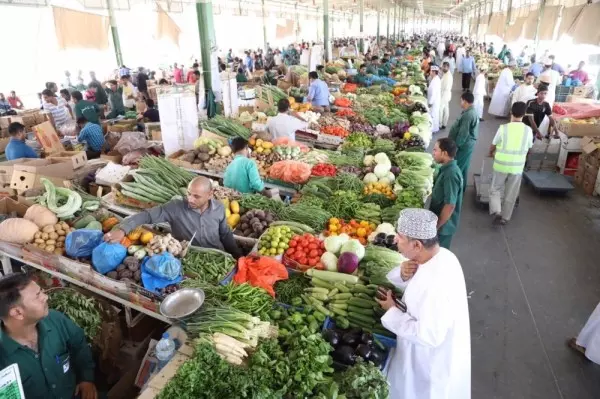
top-left (379, 58), bottom-right (391, 77)
top-left (366, 56), bottom-right (379, 75)
top-left (105, 80), bottom-right (125, 119)
top-left (0, 273), bottom-right (97, 399)
top-left (236, 68), bottom-right (248, 83)
top-left (448, 91), bottom-right (479, 192)
top-left (223, 137), bottom-right (265, 194)
top-left (354, 64), bottom-right (371, 87)
top-left (72, 91), bottom-right (100, 124)
top-left (429, 138), bottom-right (463, 249)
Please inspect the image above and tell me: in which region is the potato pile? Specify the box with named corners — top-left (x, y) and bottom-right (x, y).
top-left (32, 222), bottom-right (74, 255)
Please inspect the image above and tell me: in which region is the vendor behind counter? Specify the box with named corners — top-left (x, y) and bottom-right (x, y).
top-left (104, 176), bottom-right (242, 258)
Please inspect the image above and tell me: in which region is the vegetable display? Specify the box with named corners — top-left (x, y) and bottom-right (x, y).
top-left (284, 233), bottom-right (326, 270)
top-left (234, 209), bottom-right (276, 238)
top-left (200, 115), bottom-right (252, 140)
top-left (31, 222), bottom-right (73, 255)
top-left (257, 225), bottom-right (294, 257)
top-left (48, 288), bottom-right (102, 342)
top-left (311, 163), bottom-right (337, 177)
top-left (182, 247), bottom-right (236, 284)
top-left (274, 272), bottom-right (311, 304)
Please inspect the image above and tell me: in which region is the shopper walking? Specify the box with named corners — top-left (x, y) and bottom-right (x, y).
top-left (377, 208), bottom-right (471, 399)
top-left (473, 65), bottom-right (487, 121)
top-left (568, 302), bottom-right (600, 365)
top-left (488, 102), bottom-right (533, 225)
top-left (448, 92), bottom-right (480, 192)
top-left (439, 62), bottom-right (453, 130)
top-left (489, 64), bottom-right (515, 117)
top-left (460, 49), bottom-right (476, 91)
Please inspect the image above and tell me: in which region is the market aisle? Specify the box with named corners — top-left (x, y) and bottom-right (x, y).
top-left (432, 76), bottom-right (600, 398)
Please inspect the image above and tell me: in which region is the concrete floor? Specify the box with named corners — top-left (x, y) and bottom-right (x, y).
top-left (435, 77), bottom-right (600, 398)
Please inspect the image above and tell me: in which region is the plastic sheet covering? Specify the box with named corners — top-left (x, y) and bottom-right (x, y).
top-left (156, 4), bottom-right (181, 45)
top-left (558, 5), bottom-right (586, 38)
top-left (95, 162), bottom-right (131, 186)
top-left (538, 6), bottom-right (561, 41)
top-left (504, 17), bottom-right (526, 42)
top-left (52, 6), bottom-right (109, 50)
top-left (552, 103), bottom-right (600, 121)
top-left (570, 3), bottom-right (600, 45)
top-left (522, 11), bottom-right (539, 40)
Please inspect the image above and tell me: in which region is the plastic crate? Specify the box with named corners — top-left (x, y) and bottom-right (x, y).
top-left (322, 317), bottom-right (396, 371)
top-left (555, 85), bottom-right (574, 103)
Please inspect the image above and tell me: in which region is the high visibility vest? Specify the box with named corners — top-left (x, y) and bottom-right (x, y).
top-left (493, 123), bottom-right (530, 174)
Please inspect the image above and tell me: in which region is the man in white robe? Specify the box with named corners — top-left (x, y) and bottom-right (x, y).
top-left (437, 41), bottom-right (446, 65)
top-left (489, 65), bottom-right (515, 117)
top-left (440, 61), bottom-right (454, 130)
top-left (377, 209), bottom-right (471, 399)
top-left (427, 65), bottom-right (442, 133)
top-left (537, 57), bottom-right (561, 107)
top-left (456, 44), bottom-right (466, 74)
top-left (473, 66), bottom-right (487, 121)
top-left (512, 72), bottom-right (537, 105)
top-left (569, 303), bottom-right (600, 364)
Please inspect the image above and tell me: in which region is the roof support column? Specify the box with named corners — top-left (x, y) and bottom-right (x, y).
top-left (393, 3), bottom-right (397, 41)
top-left (476, 2), bottom-right (482, 41)
top-left (533, 0), bottom-right (546, 51)
top-left (324, 0), bottom-right (330, 62)
top-left (377, 0), bottom-right (381, 47)
top-left (196, 0), bottom-right (216, 92)
top-left (106, 0), bottom-right (123, 67)
top-left (261, 0), bottom-right (268, 52)
top-left (359, 0), bottom-right (364, 53)
top-left (386, 4), bottom-right (390, 43)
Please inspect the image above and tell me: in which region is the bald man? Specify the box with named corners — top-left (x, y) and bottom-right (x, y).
top-left (104, 176), bottom-right (242, 258)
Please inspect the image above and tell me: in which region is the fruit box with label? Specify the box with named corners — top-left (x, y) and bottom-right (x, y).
top-left (10, 159), bottom-right (74, 192)
top-left (32, 121), bottom-right (65, 153)
top-left (46, 151), bottom-right (88, 169)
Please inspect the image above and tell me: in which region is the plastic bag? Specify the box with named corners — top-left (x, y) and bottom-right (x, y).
top-left (233, 255), bottom-right (288, 297)
top-left (92, 243), bottom-right (127, 275)
top-left (141, 252), bottom-right (181, 281)
top-left (114, 131), bottom-right (147, 154)
top-left (122, 149), bottom-right (147, 166)
top-left (65, 229), bottom-right (104, 258)
top-left (268, 160), bottom-right (311, 184)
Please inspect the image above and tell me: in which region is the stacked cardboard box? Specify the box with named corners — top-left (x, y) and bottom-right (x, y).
top-left (574, 141), bottom-right (600, 195)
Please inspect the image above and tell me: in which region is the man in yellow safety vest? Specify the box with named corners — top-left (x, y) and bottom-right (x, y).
top-left (488, 101), bottom-right (533, 225)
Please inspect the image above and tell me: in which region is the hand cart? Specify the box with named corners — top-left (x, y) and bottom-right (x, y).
top-left (523, 138), bottom-right (574, 194)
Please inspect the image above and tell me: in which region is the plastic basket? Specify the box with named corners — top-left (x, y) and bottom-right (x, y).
top-left (322, 316), bottom-right (396, 371)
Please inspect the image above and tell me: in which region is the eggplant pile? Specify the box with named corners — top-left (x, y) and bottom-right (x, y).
top-left (323, 327), bottom-right (386, 368)
top-left (372, 232), bottom-right (398, 251)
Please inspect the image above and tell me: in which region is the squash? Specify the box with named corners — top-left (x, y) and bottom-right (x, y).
top-left (230, 200), bottom-right (240, 214)
top-left (24, 204), bottom-right (58, 228)
top-left (127, 227), bottom-right (144, 241)
top-left (227, 214), bottom-right (241, 228)
top-left (120, 237), bottom-right (133, 247)
top-left (0, 219), bottom-right (39, 244)
top-left (140, 231), bottom-right (154, 244)
top-left (102, 217), bottom-right (119, 233)
top-left (74, 215), bottom-right (96, 229)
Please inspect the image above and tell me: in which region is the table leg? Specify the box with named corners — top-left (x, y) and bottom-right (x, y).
top-left (1, 254), bottom-right (13, 275)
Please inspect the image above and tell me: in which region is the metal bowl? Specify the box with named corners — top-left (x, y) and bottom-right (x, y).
top-left (160, 288), bottom-right (205, 320)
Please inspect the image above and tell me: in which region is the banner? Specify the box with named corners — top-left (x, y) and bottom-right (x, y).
top-left (52, 7), bottom-right (109, 50)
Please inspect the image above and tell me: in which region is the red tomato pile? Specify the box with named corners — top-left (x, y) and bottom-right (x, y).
top-left (311, 163), bottom-right (337, 177)
top-left (285, 233), bottom-right (325, 270)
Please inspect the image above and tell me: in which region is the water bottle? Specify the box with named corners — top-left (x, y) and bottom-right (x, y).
top-left (155, 333), bottom-right (176, 369)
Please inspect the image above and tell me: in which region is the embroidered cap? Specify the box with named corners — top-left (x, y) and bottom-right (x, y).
top-left (396, 208), bottom-right (438, 240)
top-left (430, 65), bottom-right (440, 72)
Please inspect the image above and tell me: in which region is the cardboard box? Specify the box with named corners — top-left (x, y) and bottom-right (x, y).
top-left (101, 151), bottom-right (123, 164)
top-left (10, 159), bottom-right (74, 192)
top-left (559, 121), bottom-right (600, 137)
top-left (574, 169), bottom-right (584, 186)
top-left (0, 137), bottom-right (10, 153)
top-left (10, 173), bottom-right (68, 192)
top-left (167, 149), bottom-right (201, 170)
top-left (583, 179), bottom-right (595, 195)
top-left (32, 121), bottom-right (65, 153)
top-left (0, 158), bottom-right (36, 185)
top-left (46, 151), bottom-right (88, 169)
top-left (0, 116), bottom-right (11, 129)
top-left (200, 129), bottom-right (229, 145)
top-left (0, 197), bottom-right (29, 217)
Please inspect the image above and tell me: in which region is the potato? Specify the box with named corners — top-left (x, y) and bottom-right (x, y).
top-left (38, 244), bottom-right (46, 250)
top-left (45, 245), bottom-right (55, 252)
top-left (42, 225), bottom-right (55, 234)
top-left (35, 238), bottom-right (45, 244)
top-left (57, 236), bottom-right (66, 242)
top-left (56, 242), bottom-right (64, 248)
top-left (60, 222), bottom-right (69, 231)
top-left (56, 228), bottom-right (65, 236)
top-left (45, 239), bottom-right (56, 246)
top-left (41, 233), bottom-right (49, 240)
top-left (54, 223), bottom-right (62, 231)
top-left (34, 232), bottom-right (42, 239)
top-left (48, 232), bottom-right (58, 240)
top-left (54, 248), bottom-right (64, 255)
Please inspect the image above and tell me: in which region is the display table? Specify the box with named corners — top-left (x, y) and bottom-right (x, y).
top-left (137, 344), bottom-right (193, 399)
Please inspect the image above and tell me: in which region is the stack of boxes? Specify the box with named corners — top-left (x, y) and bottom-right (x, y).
top-left (574, 137), bottom-right (600, 195)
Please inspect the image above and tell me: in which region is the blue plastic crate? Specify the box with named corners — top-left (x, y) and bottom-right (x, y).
top-left (322, 317), bottom-right (396, 370)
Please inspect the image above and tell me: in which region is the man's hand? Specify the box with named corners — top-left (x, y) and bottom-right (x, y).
top-left (104, 229), bottom-right (125, 243)
top-left (75, 382), bottom-right (97, 399)
top-left (400, 260), bottom-right (419, 281)
top-left (535, 130), bottom-right (543, 140)
top-left (376, 288), bottom-right (396, 311)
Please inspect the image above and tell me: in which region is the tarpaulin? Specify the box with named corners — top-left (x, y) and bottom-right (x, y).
top-left (504, 17), bottom-right (526, 42)
top-left (52, 6), bottom-right (109, 50)
top-left (275, 19), bottom-right (295, 39)
top-left (570, 3), bottom-right (600, 45)
top-left (558, 5), bottom-right (586, 38)
top-left (522, 10), bottom-right (539, 40)
top-left (487, 13), bottom-right (506, 37)
top-left (156, 4), bottom-right (181, 45)
top-left (538, 6), bottom-right (561, 41)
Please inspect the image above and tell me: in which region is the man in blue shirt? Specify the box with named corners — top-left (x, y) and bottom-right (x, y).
top-left (528, 61), bottom-right (544, 78)
top-left (460, 49), bottom-right (477, 91)
top-left (307, 71), bottom-right (330, 112)
top-left (549, 55), bottom-right (565, 76)
top-left (76, 117), bottom-right (105, 159)
top-left (5, 122), bottom-right (38, 160)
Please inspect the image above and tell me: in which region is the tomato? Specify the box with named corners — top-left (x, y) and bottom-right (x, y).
top-left (299, 257), bottom-right (308, 265)
top-left (308, 257), bottom-right (318, 266)
top-left (308, 243), bottom-right (318, 250)
top-left (288, 240), bottom-right (298, 248)
top-left (286, 248), bottom-right (295, 256)
top-left (308, 249), bottom-right (319, 258)
top-left (320, 241), bottom-right (326, 250)
top-left (315, 262), bottom-right (324, 270)
top-left (294, 252), bottom-right (303, 262)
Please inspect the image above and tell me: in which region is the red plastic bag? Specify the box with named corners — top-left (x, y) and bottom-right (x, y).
top-left (233, 255), bottom-right (288, 296)
top-left (269, 160), bottom-right (312, 184)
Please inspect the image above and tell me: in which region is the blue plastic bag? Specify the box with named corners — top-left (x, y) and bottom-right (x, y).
top-left (92, 242), bottom-right (127, 275)
top-left (65, 229), bottom-right (104, 258)
top-left (141, 252), bottom-right (182, 281)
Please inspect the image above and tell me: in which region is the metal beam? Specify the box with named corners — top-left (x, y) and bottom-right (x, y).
top-left (376, 0), bottom-right (381, 47)
top-left (359, 0), bottom-right (364, 53)
top-left (261, 0), bottom-right (267, 52)
top-left (386, 4), bottom-right (390, 44)
top-left (324, 0), bottom-right (330, 62)
top-left (533, 0), bottom-right (546, 51)
top-left (196, 0), bottom-right (216, 92)
top-left (106, 0), bottom-right (123, 67)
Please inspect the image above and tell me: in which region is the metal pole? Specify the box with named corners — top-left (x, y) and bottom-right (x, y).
top-left (324, 0), bottom-right (330, 62)
top-left (476, 2), bottom-right (482, 42)
top-left (196, 0), bottom-right (216, 91)
top-left (295, 3), bottom-right (299, 42)
top-left (359, 0), bottom-right (364, 53)
top-left (261, 0), bottom-right (268, 52)
top-left (106, 0), bottom-right (123, 66)
top-left (377, 0), bottom-right (381, 47)
top-left (533, 0), bottom-right (546, 51)
top-left (386, 4), bottom-right (390, 44)
top-left (393, 3), bottom-right (397, 41)
top-left (503, 0), bottom-right (513, 40)
top-left (413, 9), bottom-right (416, 34)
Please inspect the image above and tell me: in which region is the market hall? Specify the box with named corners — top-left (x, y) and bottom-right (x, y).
top-left (1, 0), bottom-right (600, 397)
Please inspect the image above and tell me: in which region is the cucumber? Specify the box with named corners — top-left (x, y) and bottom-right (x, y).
top-left (351, 285), bottom-right (376, 295)
top-left (74, 215), bottom-right (96, 229)
top-left (314, 303), bottom-right (332, 316)
top-left (311, 278), bottom-right (334, 290)
top-left (329, 307), bottom-right (348, 317)
top-left (329, 303), bottom-right (348, 310)
top-left (348, 298), bottom-right (377, 308)
top-left (335, 316), bottom-right (350, 329)
top-left (348, 311), bottom-right (376, 324)
top-left (310, 292), bottom-right (329, 301)
top-left (334, 282), bottom-right (350, 293)
top-left (348, 306), bottom-right (374, 315)
top-left (373, 336), bottom-right (387, 350)
top-left (306, 269), bottom-right (359, 284)
top-left (332, 293), bottom-right (353, 300)
top-left (327, 288), bottom-right (339, 298)
top-left (305, 287), bottom-right (330, 294)
top-left (373, 328), bottom-right (395, 338)
top-left (348, 319), bottom-right (374, 330)
top-left (356, 293), bottom-right (374, 300)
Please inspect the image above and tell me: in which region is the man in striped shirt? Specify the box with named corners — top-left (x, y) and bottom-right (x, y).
top-left (76, 116), bottom-right (104, 159)
top-left (42, 89), bottom-right (75, 136)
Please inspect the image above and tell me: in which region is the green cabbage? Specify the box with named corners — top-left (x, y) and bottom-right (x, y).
top-left (340, 239), bottom-right (365, 261)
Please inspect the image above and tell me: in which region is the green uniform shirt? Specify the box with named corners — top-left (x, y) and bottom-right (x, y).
top-left (223, 155), bottom-right (265, 194)
top-left (429, 160), bottom-right (463, 236)
top-left (236, 73), bottom-right (248, 83)
top-left (354, 73), bottom-right (370, 86)
top-left (448, 106), bottom-right (479, 149)
top-left (106, 87), bottom-right (125, 117)
top-left (0, 310), bottom-right (95, 399)
top-left (74, 100), bottom-right (100, 124)
top-left (366, 64), bottom-right (378, 75)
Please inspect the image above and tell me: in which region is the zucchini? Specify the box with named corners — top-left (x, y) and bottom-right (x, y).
top-left (348, 312), bottom-right (376, 324)
top-left (334, 282), bottom-right (350, 293)
top-left (348, 298), bottom-right (377, 308)
top-left (335, 316), bottom-right (350, 329)
top-left (332, 293), bottom-right (353, 300)
top-left (348, 306), bottom-right (374, 315)
top-left (311, 278), bottom-right (335, 290)
top-left (329, 307), bottom-right (348, 317)
top-left (356, 293), bottom-right (375, 300)
top-left (314, 303), bottom-right (332, 316)
top-left (305, 287), bottom-right (329, 294)
top-left (306, 269), bottom-right (359, 284)
top-left (327, 288), bottom-right (339, 298)
top-left (329, 303), bottom-right (348, 310)
top-left (310, 292), bottom-right (329, 301)
top-left (348, 319), bottom-right (374, 330)
top-left (351, 285), bottom-right (376, 295)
